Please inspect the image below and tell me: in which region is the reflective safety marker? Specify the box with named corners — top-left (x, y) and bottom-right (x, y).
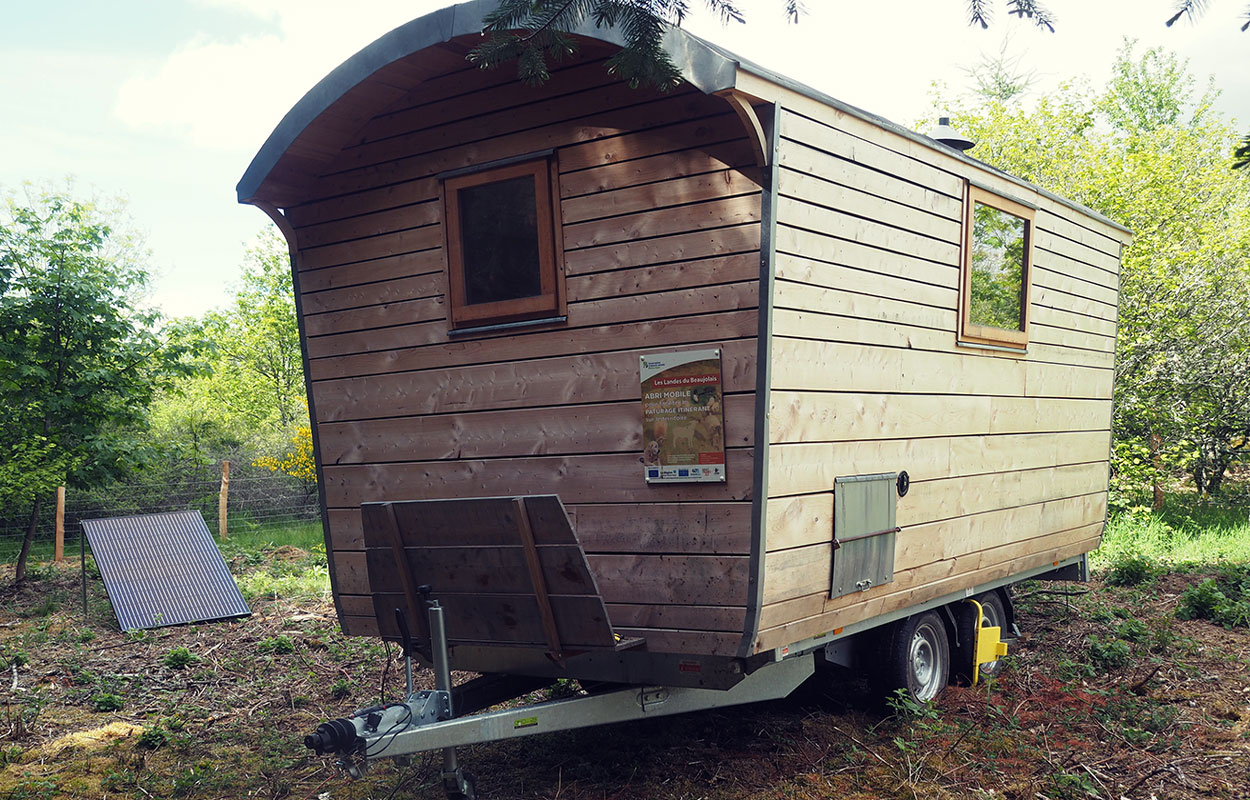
top-left (514, 717), bottom-right (539, 729)
top-left (82, 510), bottom-right (251, 631)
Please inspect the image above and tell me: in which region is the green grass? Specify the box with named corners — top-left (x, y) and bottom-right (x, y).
top-left (1095, 496), bottom-right (1250, 568)
top-left (1, 520), bottom-right (324, 569)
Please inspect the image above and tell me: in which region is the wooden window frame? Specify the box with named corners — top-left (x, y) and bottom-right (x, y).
top-left (442, 158), bottom-right (565, 330)
top-left (958, 185), bottom-right (1035, 350)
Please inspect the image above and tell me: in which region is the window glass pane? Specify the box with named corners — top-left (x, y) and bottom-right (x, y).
top-left (969, 201), bottom-right (1027, 331)
top-left (457, 175), bottom-right (542, 306)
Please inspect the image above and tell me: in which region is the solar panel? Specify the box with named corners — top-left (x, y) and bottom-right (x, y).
top-left (81, 510), bottom-right (251, 631)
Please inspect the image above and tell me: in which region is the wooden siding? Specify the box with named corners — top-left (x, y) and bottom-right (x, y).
top-left (757, 103), bottom-right (1123, 654)
top-left (283, 54), bottom-right (763, 657)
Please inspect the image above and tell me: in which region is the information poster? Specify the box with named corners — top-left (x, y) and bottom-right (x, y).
top-left (640, 349), bottom-right (726, 483)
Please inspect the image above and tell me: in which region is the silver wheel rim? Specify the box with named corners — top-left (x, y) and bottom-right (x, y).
top-left (979, 599), bottom-right (1002, 676)
top-left (909, 620), bottom-right (946, 702)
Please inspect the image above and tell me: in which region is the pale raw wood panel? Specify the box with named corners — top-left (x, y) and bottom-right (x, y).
top-left (1024, 358), bottom-right (1114, 399)
top-left (778, 197), bottom-right (961, 267)
top-left (763, 522), bottom-right (1101, 623)
top-left (1034, 246), bottom-right (1121, 294)
top-left (747, 77), bottom-right (1131, 244)
top-left (564, 223), bottom-right (761, 277)
top-left (295, 200), bottom-right (439, 250)
top-left (562, 169), bottom-right (761, 224)
top-left (1031, 305), bottom-right (1117, 338)
top-left (302, 273), bottom-right (443, 316)
top-left (777, 137), bottom-right (963, 220)
top-left (560, 140), bottom-right (756, 198)
top-left (312, 338), bottom-right (757, 422)
top-left (773, 280), bottom-right (955, 331)
top-left (569, 503), bottom-right (752, 555)
top-left (895, 492), bottom-right (1107, 572)
top-left (287, 177), bottom-right (438, 229)
top-left (1036, 208), bottom-right (1125, 264)
top-left (777, 109), bottom-right (964, 200)
top-left (1032, 265), bottom-right (1120, 308)
top-left (321, 449), bottom-right (756, 507)
top-left (779, 167), bottom-right (963, 243)
top-left (317, 393), bottom-right (755, 464)
top-left (327, 501), bottom-right (754, 554)
top-left (771, 338), bottom-right (1112, 399)
top-left (588, 554), bottom-right (749, 605)
top-left (753, 527), bottom-right (1103, 650)
top-left (1035, 229), bottom-right (1122, 274)
top-left (776, 252), bottom-right (957, 310)
top-left (773, 280), bottom-right (1113, 369)
top-left (764, 461), bottom-right (1109, 556)
top-left (568, 253), bottom-right (760, 302)
top-left (333, 80), bottom-right (700, 173)
top-left (308, 310), bottom-right (759, 381)
top-left (775, 226), bottom-right (959, 290)
top-left (298, 250), bottom-right (443, 294)
top-left (772, 338), bottom-right (1026, 395)
top-left (563, 194), bottom-right (761, 250)
top-left (1029, 322), bottom-right (1117, 355)
top-left (304, 296), bottom-right (444, 337)
top-left (611, 627), bottom-right (742, 656)
top-left (766, 429), bottom-right (1112, 502)
top-left (298, 224), bottom-right (441, 272)
top-left (605, 603), bottom-right (746, 632)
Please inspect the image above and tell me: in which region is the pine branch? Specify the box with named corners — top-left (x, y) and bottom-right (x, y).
top-left (1165, 0), bottom-right (1209, 27)
top-left (1006, 0), bottom-right (1055, 32)
top-left (1234, 133), bottom-right (1250, 169)
top-left (968, 0), bottom-right (992, 30)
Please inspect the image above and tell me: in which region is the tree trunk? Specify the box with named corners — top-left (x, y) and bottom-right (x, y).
top-left (14, 497), bottom-right (42, 584)
top-left (1150, 433), bottom-right (1165, 511)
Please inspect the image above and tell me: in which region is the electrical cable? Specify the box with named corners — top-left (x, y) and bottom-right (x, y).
top-left (366, 702), bottom-right (414, 757)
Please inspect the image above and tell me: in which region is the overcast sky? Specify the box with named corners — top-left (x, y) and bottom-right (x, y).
top-left (2, 0), bottom-right (1245, 318)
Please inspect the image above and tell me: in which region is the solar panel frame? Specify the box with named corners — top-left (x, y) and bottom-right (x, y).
top-left (81, 510), bottom-right (251, 631)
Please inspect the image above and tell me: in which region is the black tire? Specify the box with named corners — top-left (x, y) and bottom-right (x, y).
top-left (973, 591), bottom-right (1008, 679)
top-left (876, 610), bottom-right (951, 703)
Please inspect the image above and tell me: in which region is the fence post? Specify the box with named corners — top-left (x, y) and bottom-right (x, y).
top-left (55, 485), bottom-right (66, 562)
top-left (218, 461), bottom-right (231, 539)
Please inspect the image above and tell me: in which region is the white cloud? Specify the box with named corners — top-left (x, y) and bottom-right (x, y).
top-left (113, 1), bottom-right (445, 152)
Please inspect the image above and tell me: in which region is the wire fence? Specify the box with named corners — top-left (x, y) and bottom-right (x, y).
top-left (0, 462), bottom-right (320, 565)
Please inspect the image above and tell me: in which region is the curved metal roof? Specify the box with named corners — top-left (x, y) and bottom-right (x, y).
top-left (235, 0), bottom-right (739, 204)
top-left (236, 0), bottom-right (1130, 236)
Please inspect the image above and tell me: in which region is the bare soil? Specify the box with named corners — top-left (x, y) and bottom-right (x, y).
top-left (1, 559), bottom-right (1247, 800)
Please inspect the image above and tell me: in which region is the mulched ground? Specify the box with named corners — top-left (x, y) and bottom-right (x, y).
top-left (1, 559), bottom-right (1247, 800)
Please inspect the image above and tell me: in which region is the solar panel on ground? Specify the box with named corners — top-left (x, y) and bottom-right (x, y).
top-left (81, 510), bottom-right (251, 631)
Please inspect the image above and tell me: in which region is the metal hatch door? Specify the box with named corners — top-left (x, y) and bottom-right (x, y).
top-left (830, 473), bottom-right (899, 599)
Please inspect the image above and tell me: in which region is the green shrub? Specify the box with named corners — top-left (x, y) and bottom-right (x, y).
top-left (1086, 635), bottom-right (1131, 672)
top-left (163, 647), bottom-right (200, 670)
top-left (92, 693), bottom-right (124, 712)
top-left (258, 635), bottom-right (296, 655)
top-left (136, 726), bottom-right (168, 750)
top-left (1103, 553), bottom-right (1158, 587)
top-left (1177, 566), bottom-right (1250, 628)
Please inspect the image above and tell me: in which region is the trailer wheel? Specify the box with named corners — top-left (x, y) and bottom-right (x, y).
top-left (878, 611), bottom-right (951, 703)
top-left (973, 591), bottom-right (1007, 679)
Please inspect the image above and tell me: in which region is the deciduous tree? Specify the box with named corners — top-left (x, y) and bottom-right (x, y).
top-left (0, 188), bottom-right (187, 581)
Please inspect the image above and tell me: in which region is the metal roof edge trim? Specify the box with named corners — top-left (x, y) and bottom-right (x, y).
top-left (236, 0), bottom-right (738, 204)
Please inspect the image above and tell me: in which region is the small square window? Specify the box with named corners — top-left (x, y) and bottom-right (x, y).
top-left (442, 158), bottom-right (564, 329)
top-left (959, 186), bottom-right (1035, 350)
